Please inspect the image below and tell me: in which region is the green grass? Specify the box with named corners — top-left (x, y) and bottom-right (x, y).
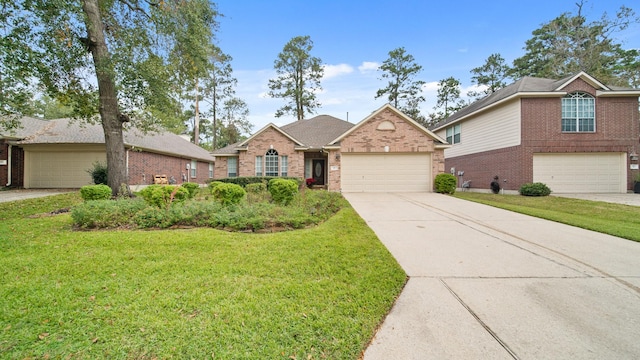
top-left (454, 192), bottom-right (640, 242)
top-left (0, 194), bottom-right (406, 359)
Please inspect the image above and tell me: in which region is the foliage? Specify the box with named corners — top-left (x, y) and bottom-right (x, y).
top-left (86, 161), bottom-right (108, 185)
top-left (138, 185), bottom-right (190, 208)
top-left (509, 2), bottom-right (639, 86)
top-left (268, 178), bottom-right (299, 205)
top-left (429, 77), bottom-right (465, 125)
top-left (1, 196), bottom-right (406, 358)
top-left (519, 182), bottom-right (552, 196)
top-left (210, 176), bottom-right (303, 188)
top-left (469, 53), bottom-right (510, 99)
top-left (79, 185), bottom-right (112, 201)
top-left (0, 0), bottom-right (221, 194)
top-left (245, 182), bottom-right (267, 193)
top-left (454, 192), bottom-right (640, 242)
top-left (268, 35), bottom-right (324, 120)
top-left (375, 47), bottom-right (426, 124)
top-left (71, 198), bottom-right (148, 228)
top-left (181, 182), bottom-right (200, 199)
top-left (212, 183), bottom-right (246, 205)
top-left (434, 173), bottom-right (457, 194)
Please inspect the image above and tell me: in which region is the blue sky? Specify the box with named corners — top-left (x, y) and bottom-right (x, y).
top-left (213, 0), bottom-right (640, 130)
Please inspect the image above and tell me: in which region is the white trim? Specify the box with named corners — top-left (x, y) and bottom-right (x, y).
top-left (554, 71), bottom-right (610, 91)
top-left (596, 90), bottom-right (640, 97)
top-left (238, 123), bottom-right (304, 147)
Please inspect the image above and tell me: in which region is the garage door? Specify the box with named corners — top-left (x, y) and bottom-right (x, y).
top-left (26, 151), bottom-right (106, 188)
top-left (533, 153), bottom-right (626, 193)
top-left (341, 153), bottom-right (431, 192)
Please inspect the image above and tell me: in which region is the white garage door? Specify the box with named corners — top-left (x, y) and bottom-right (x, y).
top-left (26, 151), bottom-right (106, 188)
top-left (341, 153), bottom-right (432, 192)
top-left (533, 153), bottom-right (626, 193)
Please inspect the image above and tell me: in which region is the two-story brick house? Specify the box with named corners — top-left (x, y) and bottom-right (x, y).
top-left (213, 104), bottom-right (449, 192)
top-left (431, 72), bottom-right (640, 193)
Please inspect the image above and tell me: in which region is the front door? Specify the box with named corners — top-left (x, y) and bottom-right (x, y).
top-left (312, 159), bottom-right (325, 185)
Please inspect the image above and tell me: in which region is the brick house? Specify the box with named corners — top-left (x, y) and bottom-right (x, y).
top-left (431, 72), bottom-right (640, 193)
top-left (0, 117), bottom-right (215, 189)
top-left (213, 104), bottom-right (449, 192)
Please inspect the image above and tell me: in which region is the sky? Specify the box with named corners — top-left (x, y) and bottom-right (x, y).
top-left (212, 0), bottom-right (640, 131)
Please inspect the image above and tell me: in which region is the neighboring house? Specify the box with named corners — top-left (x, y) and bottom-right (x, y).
top-left (0, 117), bottom-right (215, 188)
top-left (213, 104), bottom-right (449, 192)
top-left (431, 72), bottom-right (640, 193)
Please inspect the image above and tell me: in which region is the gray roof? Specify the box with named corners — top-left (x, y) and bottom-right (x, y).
top-left (211, 114), bottom-right (354, 155)
top-left (6, 117), bottom-right (214, 162)
top-left (431, 72), bottom-right (639, 130)
top-left (280, 115), bottom-right (354, 148)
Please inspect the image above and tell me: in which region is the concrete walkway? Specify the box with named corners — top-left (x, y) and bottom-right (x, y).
top-left (0, 189), bottom-right (75, 203)
top-left (345, 193), bottom-right (640, 360)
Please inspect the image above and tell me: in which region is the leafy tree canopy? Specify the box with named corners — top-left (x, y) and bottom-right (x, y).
top-left (268, 35), bottom-right (323, 121)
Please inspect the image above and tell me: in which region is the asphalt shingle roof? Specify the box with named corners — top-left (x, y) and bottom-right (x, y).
top-left (279, 115), bottom-right (354, 148)
top-left (6, 117), bottom-right (214, 162)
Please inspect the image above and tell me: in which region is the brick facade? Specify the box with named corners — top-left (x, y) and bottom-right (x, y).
top-left (128, 151), bottom-right (212, 185)
top-left (445, 78), bottom-right (640, 191)
top-left (240, 127), bottom-right (305, 178)
top-left (0, 141), bottom-right (24, 187)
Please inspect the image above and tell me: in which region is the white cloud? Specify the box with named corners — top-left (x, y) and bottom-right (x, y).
top-left (322, 63), bottom-right (354, 79)
top-left (458, 48), bottom-right (468, 53)
top-left (358, 61), bottom-right (379, 73)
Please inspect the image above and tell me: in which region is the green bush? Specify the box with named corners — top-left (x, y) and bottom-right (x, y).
top-left (434, 173), bottom-right (457, 194)
top-left (212, 183), bottom-right (246, 205)
top-left (71, 198), bottom-right (148, 229)
top-left (245, 182), bottom-right (267, 193)
top-left (519, 182), bottom-right (552, 196)
top-left (138, 185), bottom-right (189, 208)
top-left (79, 184), bottom-right (112, 201)
top-left (181, 182), bottom-right (200, 199)
top-left (209, 176), bottom-right (303, 188)
top-left (86, 161), bottom-right (108, 185)
top-left (208, 181), bottom-right (224, 193)
top-left (268, 178), bottom-right (298, 205)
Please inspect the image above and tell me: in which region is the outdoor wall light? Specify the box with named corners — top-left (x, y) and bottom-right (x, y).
top-left (384, 145), bottom-right (389, 152)
top-left (335, 154), bottom-right (340, 160)
top-left (630, 153), bottom-right (639, 161)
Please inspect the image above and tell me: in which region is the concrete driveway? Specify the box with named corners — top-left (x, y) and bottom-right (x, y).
top-left (0, 189), bottom-right (74, 203)
top-left (344, 193), bottom-right (640, 359)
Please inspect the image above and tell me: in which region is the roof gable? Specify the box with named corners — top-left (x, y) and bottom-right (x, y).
top-left (554, 71), bottom-right (610, 91)
top-left (280, 115), bottom-right (354, 148)
top-left (239, 123), bottom-right (304, 147)
top-left (330, 104), bottom-right (447, 145)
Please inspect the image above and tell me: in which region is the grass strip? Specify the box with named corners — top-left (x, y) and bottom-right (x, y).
top-left (453, 192), bottom-right (640, 242)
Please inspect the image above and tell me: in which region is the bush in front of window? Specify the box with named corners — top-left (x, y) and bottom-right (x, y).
top-left (212, 183), bottom-right (246, 206)
top-left (519, 182), bottom-right (552, 196)
top-left (207, 176), bottom-right (303, 188)
top-left (181, 182), bottom-right (200, 199)
top-left (80, 184), bottom-right (112, 201)
top-left (434, 173), bottom-right (457, 194)
top-left (268, 178), bottom-right (298, 205)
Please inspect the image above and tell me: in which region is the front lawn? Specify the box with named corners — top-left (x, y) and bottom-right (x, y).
top-left (454, 192), bottom-right (640, 242)
top-left (0, 193), bottom-right (406, 359)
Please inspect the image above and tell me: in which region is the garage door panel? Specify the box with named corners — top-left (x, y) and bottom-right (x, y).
top-left (533, 153), bottom-right (625, 193)
top-left (28, 151), bottom-right (106, 188)
top-left (341, 153), bottom-right (431, 192)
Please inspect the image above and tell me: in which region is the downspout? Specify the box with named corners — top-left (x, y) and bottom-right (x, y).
top-left (5, 144), bottom-right (12, 186)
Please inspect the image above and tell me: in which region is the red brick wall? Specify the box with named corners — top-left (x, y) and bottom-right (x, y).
top-left (128, 151), bottom-right (212, 185)
top-left (241, 127), bottom-right (304, 178)
top-left (0, 141), bottom-right (7, 186)
top-left (0, 142), bottom-right (25, 187)
top-left (444, 79), bottom-right (640, 191)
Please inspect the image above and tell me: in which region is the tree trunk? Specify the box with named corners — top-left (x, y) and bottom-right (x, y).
top-left (82, 0), bottom-right (128, 196)
top-left (193, 77), bottom-right (200, 145)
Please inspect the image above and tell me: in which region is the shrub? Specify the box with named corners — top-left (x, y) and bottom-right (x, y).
top-left (208, 181), bottom-right (224, 193)
top-left (181, 182), bottom-right (200, 199)
top-left (212, 183), bottom-right (246, 205)
top-left (245, 183), bottom-right (267, 193)
top-left (434, 173), bottom-right (457, 194)
top-left (209, 176), bottom-right (303, 188)
top-left (71, 198), bottom-right (147, 228)
top-left (269, 178), bottom-right (298, 205)
top-left (138, 185), bottom-right (189, 208)
top-left (86, 161), bottom-right (108, 185)
top-left (519, 182), bottom-right (552, 196)
top-left (79, 184), bottom-right (112, 201)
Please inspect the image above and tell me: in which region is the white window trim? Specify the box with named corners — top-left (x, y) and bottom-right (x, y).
top-left (561, 92), bottom-right (596, 133)
top-left (190, 160), bottom-right (197, 178)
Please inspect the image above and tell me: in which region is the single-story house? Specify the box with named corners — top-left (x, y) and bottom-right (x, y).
top-left (430, 71), bottom-right (640, 193)
top-left (0, 117), bottom-right (215, 189)
top-left (213, 104), bottom-right (449, 192)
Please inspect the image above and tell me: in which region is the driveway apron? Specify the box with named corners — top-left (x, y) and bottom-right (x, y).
top-left (344, 193), bottom-right (640, 360)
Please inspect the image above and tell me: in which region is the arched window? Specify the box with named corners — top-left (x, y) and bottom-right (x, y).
top-left (562, 92), bottom-right (595, 132)
top-left (265, 149), bottom-right (279, 176)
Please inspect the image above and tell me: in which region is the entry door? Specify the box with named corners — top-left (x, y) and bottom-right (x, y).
top-left (312, 159), bottom-right (325, 185)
